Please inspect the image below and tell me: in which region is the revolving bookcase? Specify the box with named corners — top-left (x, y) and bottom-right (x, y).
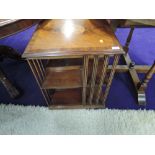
top-left (22, 19), bottom-right (124, 109)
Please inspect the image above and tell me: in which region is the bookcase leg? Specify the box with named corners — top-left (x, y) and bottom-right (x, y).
top-left (28, 59), bottom-right (51, 106)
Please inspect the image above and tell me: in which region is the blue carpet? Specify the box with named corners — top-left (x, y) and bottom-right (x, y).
top-left (0, 25), bottom-right (155, 109)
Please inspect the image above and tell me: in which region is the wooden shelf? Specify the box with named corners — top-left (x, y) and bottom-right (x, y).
top-left (46, 58), bottom-right (82, 68)
top-left (51, 88), bottom-right (81, 105)
top-left (42, 68), bottom-right (83, 89)
top-left (49, 88), bottom-right (104, 109)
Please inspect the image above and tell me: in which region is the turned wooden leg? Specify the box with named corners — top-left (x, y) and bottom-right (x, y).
top-left (0, 45), bottom-right (21, 98)
top-left (123, 27), bottom-right (135, 53)
top-left (138, 61), bottom-right (155, 90)
top-left (121, 27), bottom-right (147, 105)
top-left (0, 67), bottom-right (20, 98)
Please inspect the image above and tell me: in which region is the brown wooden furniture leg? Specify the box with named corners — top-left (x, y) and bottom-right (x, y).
top-left (0, 67), bottom-right (20, 98)
top-left (123, 27), bottom-right (146, 105)
top-left (0, 45), bottom-right (21, 98)
top-left (138, 61), bottom-right (155, 90)
top-left (109, 20), bottom-right (155, 105)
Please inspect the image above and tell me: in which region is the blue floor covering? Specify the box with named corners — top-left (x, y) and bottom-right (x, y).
top-left (0, 25), bottom-right (155, 109)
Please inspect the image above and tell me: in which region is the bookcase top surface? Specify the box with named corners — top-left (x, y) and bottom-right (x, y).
top-left (23, 19), bottom-right (124, 58)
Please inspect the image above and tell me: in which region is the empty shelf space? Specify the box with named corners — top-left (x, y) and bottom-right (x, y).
top-left (49, 88), bottom-right (104, 109)
top-left (51, 88), bottom-right (82, 106)
top-left (42, 68), bottom-right (83, 89)
top-left (46, 58), bottom-right (82, 68)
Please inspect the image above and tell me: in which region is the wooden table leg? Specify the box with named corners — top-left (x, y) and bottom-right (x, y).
top-left (138, 61), bottom-right (155, 90)
top-left (123, 28), bottom-right (146, 105)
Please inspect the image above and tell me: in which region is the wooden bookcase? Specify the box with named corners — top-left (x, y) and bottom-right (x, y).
top-left (22, 19), bottom-right (124, 109)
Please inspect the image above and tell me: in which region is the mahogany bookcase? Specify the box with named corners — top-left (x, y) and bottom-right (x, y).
top-left (22, 19), bottom-right (124, 109)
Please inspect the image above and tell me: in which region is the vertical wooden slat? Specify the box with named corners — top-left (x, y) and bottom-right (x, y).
top-left (38, 60), bottom-right (46, 76)
top-left (36, 59), bottom-right (51, 100)
top-left (33, 59), bottom-right (51, 104)
top-left (28, 59), bottom-right (50, 105)
top-left (36, 60), bottom-right (45, 81)
top-left (101, 54), bottom-right (120, 105)
top-left (88, 55), bottom-right (99, 104)
top-left (95, 55), bottom-right (109, 104)
top-left (31, 59), bottom-right (43, 83)
top-left (82, 55), bottom-right (89, 105)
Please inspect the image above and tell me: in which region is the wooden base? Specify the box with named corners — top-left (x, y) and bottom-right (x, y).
top-left (49, 104), bottom-right (104, 109)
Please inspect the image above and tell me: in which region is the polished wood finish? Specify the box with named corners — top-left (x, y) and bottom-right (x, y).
top-left (23, 19), bottom-right (123, 58)
top-left (124, 27), bottom-right (134, 53)
top-left (108, 19), bottom-right (155, 29)
top-left (95, 56), bottom-right (109, 104)
top-left (0, 19), bottom-right (41, 39)
top-left (101, 55), bottom-right (120, 105)
top-left (23, 19), bottom-right (124, 109)
top-left (88, 56), bottom-right (99, 104)
top-left (138, 61), bottom-right (155, 90)
top-left (49, 103), bottom-right (104, 109)
top-left (42, 67), bottom-right (83, 89)
top-left (123, 28), bottom-right (145, 105)
top-left (52, 89), bottom-right (82, 106)
top-left (108, 65), bottom-right (155, 73)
